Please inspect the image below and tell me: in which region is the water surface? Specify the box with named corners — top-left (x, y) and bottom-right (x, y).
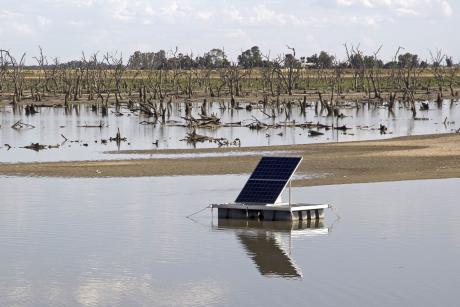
top-left (1, 176), bottom-right (459, 306)
top-left (1, 100), bottom-right (459, 162)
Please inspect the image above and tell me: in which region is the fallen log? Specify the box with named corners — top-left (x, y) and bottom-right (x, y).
top-left (308, 130), bottom-right (324, 137)
top-left (334, 125), bottom-right (351, 131)
top-left (11, 120), bottom-right (35, 130)
top-left (77, 121), bottom-right (105, 128)
top-left (109, 128), bottom-right (127, 143)
top-left (22, 143), bottom-right (59, 151)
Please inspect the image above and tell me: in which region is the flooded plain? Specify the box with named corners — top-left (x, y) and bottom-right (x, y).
top-left (1, 99), bottom-right (459, 162)
top-left (1, 175), bottom-right (459, 306)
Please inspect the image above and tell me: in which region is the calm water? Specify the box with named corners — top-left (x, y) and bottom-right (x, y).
top-left (1, 176), bottom-right (459, 306)
top-left (1, 100), bottom-right (459, 162)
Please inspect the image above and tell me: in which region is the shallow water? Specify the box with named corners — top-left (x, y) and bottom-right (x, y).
top-left (1, 176), bottom-right (459, 306)
top-left (0, 100), bottom-right (459, 162)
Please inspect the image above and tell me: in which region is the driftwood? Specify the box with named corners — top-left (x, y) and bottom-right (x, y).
top-left (25, 104), bottom-right (39, 115)
top-left (182, 114), bottom-right (221, 128)
top-left (246, 116), bottom-right (279, 130)
top-left (11, 120), bottom-right (35, 130)
top-left (181, 129), bottom-right (240, 147)
top-left (109, 128), bottom-right (127, 142)
top-left (77, 121), bottom-right (105, 128)
top-left (139, 120), bottom-right (157, 125)
top-left (334, 125), bottom-right (351, 131)
top-left (22, 143), bottom-right (59, 151)
top-left (308, 130), bottom-right (324, 137)
top-left (222, 121), bottom-right (242, 127)
top-left (420, 102), bottom-right (429, 111)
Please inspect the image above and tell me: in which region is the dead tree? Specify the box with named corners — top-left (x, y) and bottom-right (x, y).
top-left (261, 57), bottom-right (276, 97)
top-left (105, 52), bottom-right (125, 107)
top-left (32, 46), bottom-right (59, 100)
top-left (430, 50), bottom-right (446, 100)
top-left (0, 50), bottom-right (26, 105)
top-left (220, 64), bottom-right (249, 106)
top-left (446, 59), bottom-right (459, 97)
top-left (344, 43), bottom-right (365, 92)
top-left (387, 47), bottom-right (404, 112)
top-left (365, 45), bottom-right (383, 99)
top-left (273, 46), bottom-right (301, 96)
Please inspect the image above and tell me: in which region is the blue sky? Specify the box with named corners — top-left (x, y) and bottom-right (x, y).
top-left (0, 0), bottom-right (458, 63)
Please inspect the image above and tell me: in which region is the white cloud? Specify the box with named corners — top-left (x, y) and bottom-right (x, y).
top-left (0, 9), bottom-right (34, 36)
top-left (336, 0), bottom-right (454, 18)
top-left (196, 10), bottom-right (214, 21)
top-left (46, 0), bottom-right (95, 7)
top-left (223, 5), bottom-right (307, 26)
top-left (37, 16), bottom-right (52, 27)
top-left (67, 20), bottom-right (88, 27)
top-left (0, 0), bottom-right (458, 62)
top-left (441, 1), bottom-right (453, 16)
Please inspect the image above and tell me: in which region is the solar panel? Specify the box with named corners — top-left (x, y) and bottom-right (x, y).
top-left (249, 157), bottom-right (302, 181)
top-left (235, 157), bottom-right (302, 204)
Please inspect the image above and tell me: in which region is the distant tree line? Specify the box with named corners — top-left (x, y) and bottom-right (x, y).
top-left (124, 46), bottom-right (457, 70)
top-left (15, 46), bottom-right (458, 70)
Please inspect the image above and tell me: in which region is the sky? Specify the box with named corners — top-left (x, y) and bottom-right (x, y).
top-left (0, 0), bottom-right (458, 63)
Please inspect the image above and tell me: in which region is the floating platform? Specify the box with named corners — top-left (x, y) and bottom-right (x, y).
top-left (211, 203), bottom-right (329, 221)
top-left (211, 156), bottom-right (331, 222)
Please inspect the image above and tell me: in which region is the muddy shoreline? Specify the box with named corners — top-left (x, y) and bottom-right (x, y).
top-left (1, 133), bottom-right (459, 186)
top-left (1, 87), bottom-right (459, 108)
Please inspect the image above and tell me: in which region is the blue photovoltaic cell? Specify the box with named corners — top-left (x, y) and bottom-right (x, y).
top-left (235, 180), bottom-right (287, 204)
top-left (235, 157), bottom-right (302, 204)
top-left (249, 157), bottom-right (302, 181)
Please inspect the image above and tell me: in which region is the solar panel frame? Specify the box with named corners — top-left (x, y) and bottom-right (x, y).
top-left (235, 157), bottom-right (302, 204)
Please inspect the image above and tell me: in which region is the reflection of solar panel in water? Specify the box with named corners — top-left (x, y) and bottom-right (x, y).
top-left (235, 157), bottom-right (302, 204)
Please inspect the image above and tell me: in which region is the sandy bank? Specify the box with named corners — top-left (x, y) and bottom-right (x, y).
top-left (1, 133), bottom-right (460, 186)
